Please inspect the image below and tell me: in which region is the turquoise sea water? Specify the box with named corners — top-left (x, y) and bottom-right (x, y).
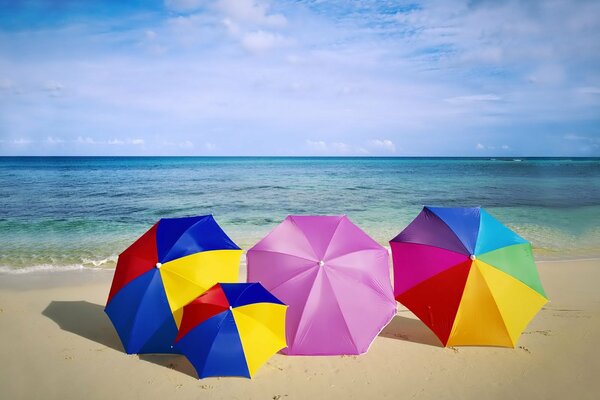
top-left (1, 157), bottom-right (599, 272)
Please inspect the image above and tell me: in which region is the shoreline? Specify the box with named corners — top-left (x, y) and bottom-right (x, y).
top-left (1, 253), bottom-right (598, 279)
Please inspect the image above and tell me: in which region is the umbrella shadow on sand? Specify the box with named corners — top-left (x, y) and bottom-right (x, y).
top-left (379, 314), bottom-right (443, 347)
top-left (42, 301), bottom-right (197, 379)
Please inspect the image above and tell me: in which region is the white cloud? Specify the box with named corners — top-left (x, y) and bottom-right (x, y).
top-left (0, 138), bottom-right (33, 146)
top-left (305, 140), bottom-right (360, 155)
top-left (330, 142), bottom-right (351, 154)
top-left (76, 137), bottom-right (145, 146)
top-left (177, 140), bottom-right (193, 148)
top-left (41, 80), bottom-right (65, 97)
top-left (145, 30), bottom-right (157, 40)
top-left (476, 142), bottom-right (512, 151)
top-left (241, 30), bottom-right (286, 53)
top-left (46, 136), bottom-right (64, 144)
top-left (305, 139), bottom-right (328, 152)
top-left (204, 142), bottom-right (216, 151)
top-left (217, 0), bottom-right (287, 28)
top-left (43, 80), bottom-right (63, 92)
top-left (368, 139), bottom-right (396, 153)
top-left (76, 136), bottom-right (98, 145)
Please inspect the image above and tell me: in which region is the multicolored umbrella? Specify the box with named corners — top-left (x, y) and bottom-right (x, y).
top-left (247, 215), bottom-right (396, 355)
top-left (105, 215), bottom-right (241, 354)
top-left (173, 283), bottom-right (287, 378)
top-left (390, 206), bottom-right (548, 347)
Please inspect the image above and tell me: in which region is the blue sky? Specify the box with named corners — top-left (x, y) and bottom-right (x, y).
top-left (0, 0), bottom-right (599, 156)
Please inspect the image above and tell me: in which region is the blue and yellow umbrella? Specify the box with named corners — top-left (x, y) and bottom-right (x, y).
top-left (174, 282), bottom-right (287, 378)
top-left (105, 215), bottom-right (241, 354)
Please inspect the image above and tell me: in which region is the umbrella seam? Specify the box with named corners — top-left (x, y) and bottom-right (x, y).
top-left (158, 216), bottom-right (209, 262)
top-left (232, 303), bottom-right (288, 348)
top-left (288, 267), bottom-right (322, 351)
top-left (229, 283), bottom-right (256, 307)
top-left (127, 269), bottom-right (170, 352)
top-left (158, 267), bottom-right (212, 310)
top-left (198, 311), bottom-right (251, 379)
top-left (473, 263), bottom-right (515, 347)
top-left (426, 206), bottom-right (478, 255)
top-left (321, 268), bottom-right (360, 353)
top-left (161, 216), bottom-right (240, 263)
top-left (476, 243), bottom-right (547, 298)
top-left (395, 207), bottom-right (470, 255)
top-left (327, 264), bottom-right (396, 307)
top-left (253, 264), bottom-right (319, 294)
top-left (287, 216), bottom-right (323, 260)
top-left (320, 216), bottom-right (346, 260)
top-left (248, 248), bottom-right (316, 264)
top-left (392, 245), bottom-right (470, 297)
top-left (325, 248), bottom-right (386, 265)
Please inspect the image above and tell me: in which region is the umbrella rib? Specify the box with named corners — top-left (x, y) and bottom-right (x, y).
top-left (475, 243), bottom-right (547, 298)
top-left (160, 266), bottom-right (207, 293)
top-left (126, 270), bottom-right (168, 350)
top-left (322, 269), bottom-right (359, 353)
top-left (319, 216), bottom-right (345, 260)
top-left (287, 267), bottom-right (322, 349)
top-left (250, 248), bottom-right (316, 263)
top-left (267, 265), bottom-right (319, 294)
top-left (423, 207), bottom-right (472, 255)
top-left (229, 283), bottom-right (256, 307)
top-left (198, 311), bottom-right (249, 378)
top-left (288, 217), bottom-right (322, 259)
top-left (328, 265), bottom-right (396, 307)
top-left (325, 248), bottom-right (386, 265)
top-left (232, 303), bottom-right (287, 347)
top-left (475, 264), bottom-right (515, 347)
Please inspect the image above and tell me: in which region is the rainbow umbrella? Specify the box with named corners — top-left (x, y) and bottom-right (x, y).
top-left (247, 215), bottom-right (396, 355)
top-left (390, 206), bottom-right (548, 347)
top-left (105, 215), bottom-right (241, 354)
top-left (173, 282), bottom-right (287, 378)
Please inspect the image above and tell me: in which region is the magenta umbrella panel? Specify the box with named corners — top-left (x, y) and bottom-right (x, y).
top-left (247, 215), bottom-right (396, 355)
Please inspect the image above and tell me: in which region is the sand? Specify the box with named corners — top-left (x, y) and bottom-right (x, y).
top-left (0, 259), bottom-right (599, 400)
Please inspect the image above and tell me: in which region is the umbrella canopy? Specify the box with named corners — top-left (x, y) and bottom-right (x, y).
top-left (105, 215), bottom-right (241, 354)
top-left (173, 282), bottom-right (287, 378)
top-left (391, 206), bottom-right (548, 347)
top-left (247, 215), bottom-right (396, 355)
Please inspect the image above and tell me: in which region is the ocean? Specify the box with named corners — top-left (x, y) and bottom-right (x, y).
top-left (1, 156), bottom-right (599, 273)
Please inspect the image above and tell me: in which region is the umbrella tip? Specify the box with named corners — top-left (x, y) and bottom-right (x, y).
top-left (229, 306), bottom-right (233, 311)
top-left (156, 262), bottom-right (162, 269)
top-left (469, 255), bottom-right (476, 261)
top-left (318, 260), bottom-right (325, 267)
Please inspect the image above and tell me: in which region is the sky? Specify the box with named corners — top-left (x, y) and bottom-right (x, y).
top-left (0, 0), bottom-right (599, 156)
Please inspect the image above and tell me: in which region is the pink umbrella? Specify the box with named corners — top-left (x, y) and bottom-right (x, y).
top-left (247, 215), bottom-right (396, 355)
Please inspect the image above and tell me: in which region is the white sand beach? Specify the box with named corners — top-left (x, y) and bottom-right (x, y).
top-left (0, 258), bottom-right (598, 399)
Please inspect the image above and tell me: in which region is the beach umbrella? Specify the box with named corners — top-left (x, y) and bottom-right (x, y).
top-left (390, 206), bottom-right (548, 347)
top-left (105, 215), bottom-right (242, 354)
top-left (247, 215), bottom-right (396, 355)
top-left (173, 282), bottom-right (287, 378)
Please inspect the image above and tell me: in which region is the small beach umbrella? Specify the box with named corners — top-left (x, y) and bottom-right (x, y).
top-left (173, 282), bottom-right (287, 378)
top-left (247, 215), bottom-right (396, 355)
top-left (390, 206), bottom-right (548, 347)
top-left (105, 215), bottom-right (241, 354)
